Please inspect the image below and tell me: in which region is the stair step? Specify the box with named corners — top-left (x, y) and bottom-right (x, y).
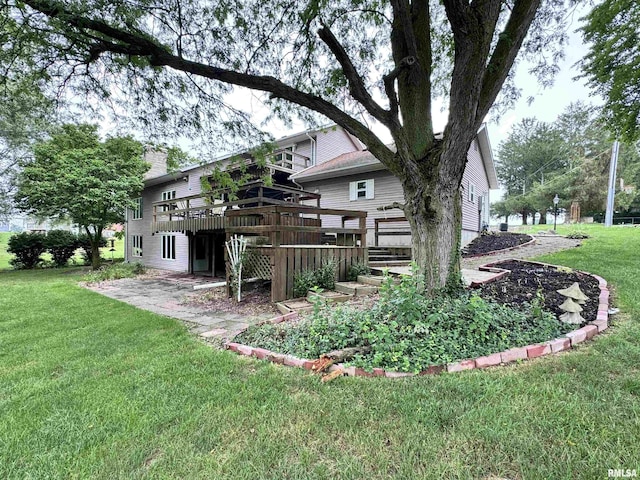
top-left (369, 255), bottom-right (412, 261)
top-left (277, 298), bottom-right (314, 313)
top-left (369, 260), bottom-right (412, 267)
top-left (357, 275), bottom-right (385, 286)
top-left (307, 290), bottom-right (353, 303)
top-left (334, 281), bottom-right (378, 296)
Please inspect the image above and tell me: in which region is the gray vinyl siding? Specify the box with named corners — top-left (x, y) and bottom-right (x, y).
top-left (125, 125), bottom-right (363, 271)
top-left (461, 138), bottom-right (491, 244)
top-left (298, 138), bottom-right (493, 247)
top-left (315, 127), bottom-right (361, 164)
top-left (299, 170), bottom-right (410, 246)
top-left (126, 177), bottom-right (192, 272)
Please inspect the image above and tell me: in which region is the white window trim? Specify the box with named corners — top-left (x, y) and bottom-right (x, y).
top-left (132, 197), bottom-right (143, 220)
top-left (132, 235), bottom-right (143, 258)
top-left (273, 144), bottom-right (298, 170)
top-left (161, 190), bottom-right (177, 212)
top-left (468, 182), bottom-right (476, 203)
top-left (161, 234), bottom-right (177, 261)
top-left (349, 179), bottom-right (374, 201)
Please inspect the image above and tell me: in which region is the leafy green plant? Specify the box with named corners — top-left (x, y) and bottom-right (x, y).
top-left (292, 259), bottom-right (337, 297)
top-left (44, 229), bottom-right (79, 267)
top-left (239, 270), bottom-right (569, 373)
top-left (83, 262), bottom-right (145, 283)
top-left (566, 230), bottom-right (590, 239)
top-left (7, 232), bottom-right (47, 269)
top-left (347, 262), bottom-right (371, 281)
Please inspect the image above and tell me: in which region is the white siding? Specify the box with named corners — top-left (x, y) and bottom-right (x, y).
top-left (300, 170), bottom-right (410, 246)
top-left (126, 176), bottom-right (192, 272)
top-left (461, 138), bottom-right (491, 243)
top-left (315, 127), bottom-right (362, 164)
top-left (299, 137), bottom-right (493, 247)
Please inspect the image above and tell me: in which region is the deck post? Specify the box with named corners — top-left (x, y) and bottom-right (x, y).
top-left (360, 216), bottom-right (367, 248)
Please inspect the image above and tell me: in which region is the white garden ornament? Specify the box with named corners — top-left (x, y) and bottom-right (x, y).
top-left (557, 282), bottom-right (588, 325)
top-left (225, 234), bottom-right (247, 302)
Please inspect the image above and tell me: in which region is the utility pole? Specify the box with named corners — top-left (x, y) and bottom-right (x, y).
top-left (604, 141), bottom-right (620, 227)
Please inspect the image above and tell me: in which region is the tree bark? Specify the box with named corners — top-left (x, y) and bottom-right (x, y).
top-left (538, 209), bottom-right (547, 224)
top-left (85, 226), bottom-right (102, 270)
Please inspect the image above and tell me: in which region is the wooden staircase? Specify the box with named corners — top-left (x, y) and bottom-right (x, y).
top-left (275, 276), bottom-right (382, 314)
top-left (368, 246), bottom-right (412, 267)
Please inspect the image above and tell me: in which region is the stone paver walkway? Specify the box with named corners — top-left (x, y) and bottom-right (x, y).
top-left (461, 234), bottom-right (582, 270)
top-left (85, 272), bottom-right (275, 342)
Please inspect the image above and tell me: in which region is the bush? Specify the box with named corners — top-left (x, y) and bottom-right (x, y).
top-left (7, 232), bottom-right (47, 269)
top-left (347, 262), bottom-right (371, 281)
top-left (292, 259), bottom-right (337, 297)
top-left (77, 234), bottom-right (107, 265)
top-left (83, 262), bottom-right (145, 283)
top-left (566, 230), bottom-right (590, 239)
top-left (44, 230), bottom-right (79, 267)
top-left (237, 270), bottom-right (570, 373)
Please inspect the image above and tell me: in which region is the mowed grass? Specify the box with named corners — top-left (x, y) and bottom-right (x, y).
top-left (1, 226), bottom-right (639, 479)
top-left (0, 232), bottom-right (124, 270)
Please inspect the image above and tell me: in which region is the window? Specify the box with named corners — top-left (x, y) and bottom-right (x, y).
top-left (274, 148), bottom-right (296, 170)
top-left (162, 235), bottom-right (176, 260)
top-left (132, 197), bottom-right (143, 219)
top-left (132, 235), bottom-right (143, 257)
top-left (468, 182), bottom-right (476, 203)
top-left (349, 179), bottom-right (374, 200)
top-left (161, 190), bottom-right (177, 212)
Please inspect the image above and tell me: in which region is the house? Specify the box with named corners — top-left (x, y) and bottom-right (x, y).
top-left (125, 125), bottom-right (365, 280)
top-left (125, 124), bottom-right (497, 285)
top-left (290, 124), bottom-right (498, 246)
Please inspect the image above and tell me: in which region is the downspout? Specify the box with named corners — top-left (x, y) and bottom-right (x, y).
top-left (305, 132), bottom-right (317, 166)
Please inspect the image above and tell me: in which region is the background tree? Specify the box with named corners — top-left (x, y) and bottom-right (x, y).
top-left (580, 0), bottom-right (640, 141)
top-left (495, 118), bottom-right (569, 223)
top-left (495, 102), bottom-right (640, 222)
top-left (15, 124), bottom-right (148, 269)
top-left (0, 80), bottom-right (56, 221)
top-left (1, 0), bottom-right (570, 292)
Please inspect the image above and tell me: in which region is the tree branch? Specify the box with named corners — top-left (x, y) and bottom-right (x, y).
top-left (377, 202), bottom-right (406, 213)
top-left (22, 0), bottom-right (397, 167)
top-left (476, 0), bottom-right (541, 124)
top-left (317, 23), bottom-right (392, 126)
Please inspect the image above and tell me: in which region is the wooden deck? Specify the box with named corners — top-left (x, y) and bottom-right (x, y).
top-left (224, 205), bottom-right (368, 302)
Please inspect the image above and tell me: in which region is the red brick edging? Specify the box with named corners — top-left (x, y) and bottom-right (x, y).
top-left (224, 259), bottom-right (611, 378)
top-left (463, 234), bottom-right (536, 259)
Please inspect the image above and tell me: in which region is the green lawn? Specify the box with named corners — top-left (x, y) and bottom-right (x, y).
top-left (1, 225), bottom-right (639, 479)
top-left (0, 232), bottom-right (124, 270)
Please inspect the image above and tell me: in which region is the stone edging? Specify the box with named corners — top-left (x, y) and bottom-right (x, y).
top-left (462, 234), bottom-right (536, 259)
top-left (224, 259), bottom-right (610, 378)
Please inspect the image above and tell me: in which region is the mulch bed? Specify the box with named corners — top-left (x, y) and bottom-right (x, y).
top-left (185, 283), bottom-right (280, 317)
top-left (462, 233), bottom-right (532, 257)
top-left (474, 260), bottom-right (600, 323)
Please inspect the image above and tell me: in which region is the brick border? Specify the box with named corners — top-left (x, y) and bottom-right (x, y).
top-left (462, 234), bottom-right (536, 259)
top-left (224, 259), bottom-right (611, 378)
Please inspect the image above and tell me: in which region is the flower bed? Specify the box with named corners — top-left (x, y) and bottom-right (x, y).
top-left (227, 261), bottom-right (611, 377)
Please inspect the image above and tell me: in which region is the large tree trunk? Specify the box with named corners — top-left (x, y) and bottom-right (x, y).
top-left (538, 209), bottom-right (547, 224)
top-left (521, 210), bottom-right (528, 225)
top-left (405, 182), bottom-right (462, 292)
top-left (397, 142), bottom-right (467, 293)
top-left (85, 226), bottom-right (102, 270)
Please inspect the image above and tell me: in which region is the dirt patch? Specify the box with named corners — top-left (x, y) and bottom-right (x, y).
top-left (185, 283), bottom-right (280, 318)
top-left (462, 233), bottom-right (532, 257)
top-left (474, 260), bottom-right (600, 324)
